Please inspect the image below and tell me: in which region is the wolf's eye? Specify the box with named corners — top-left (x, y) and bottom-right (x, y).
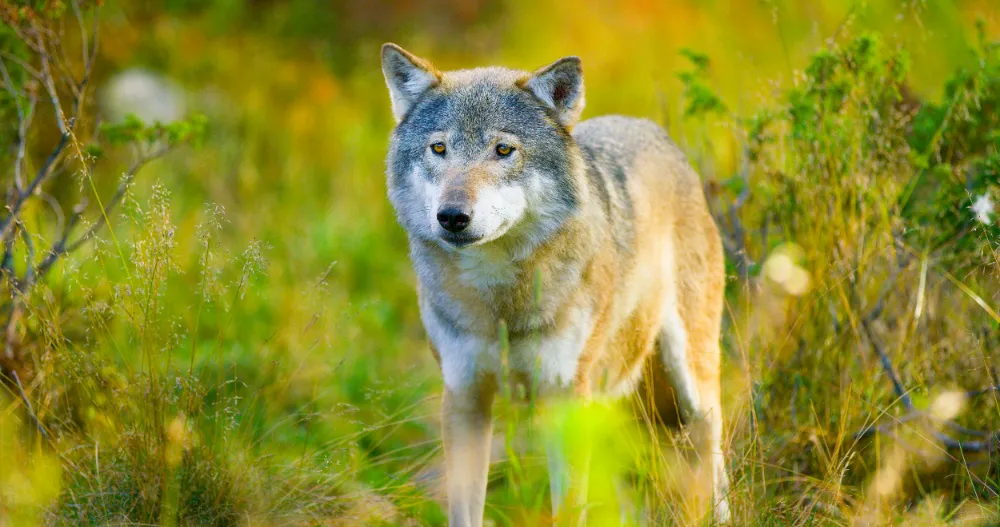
top-left (430, 142), bottom-right (446, 155)
top-left (495, 144), bottom-right (514, 157)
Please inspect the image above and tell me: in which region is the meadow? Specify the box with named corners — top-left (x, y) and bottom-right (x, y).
top-left (1, 1), bottom-right (1000, 525)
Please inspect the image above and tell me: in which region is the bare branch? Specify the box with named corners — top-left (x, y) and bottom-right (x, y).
top-left (0, 19), bottom-right (44, 56)
top-left (0, 51), bottom-right (42, 81)
top-left (19, 223), bottom-right (35, 288)
top-left (35, 148), bottom-right (169, 280)
top-left (711, 136), bottom-right (755, 281)
top-left (36, 32), bottom-right (68, 134)
top-left (14, 95), bottom-right (37, 190)
top-left (10, 370), bottom-right (47, 439)
top-left (0, 0), bottom-right (113, 384)
top-left (71, 0), bottom-right (89, 71)
top-left (88, 6), bottom-right (100, 70)
top-left (855, 318), bottom-right (1000, 454)
top-left (0, 131), bottom-right (71, 244)
top-left (0, 56), bottom-right (37, 191)
top-left (860, 319), bottom-right (913, 411)
top-left (36, 191), bottom-right (66, 237)
top-left (1, 232), bottom-right (13, 282)
top-left (967, 386), bottom-right (1000, 398)
top-left (0, 26), bottom-right (94, 247)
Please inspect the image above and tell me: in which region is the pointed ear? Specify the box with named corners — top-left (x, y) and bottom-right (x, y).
top-left (381, 43), bottom-right (441, 122)
top-left (522, 56), bottom-right (585, 127)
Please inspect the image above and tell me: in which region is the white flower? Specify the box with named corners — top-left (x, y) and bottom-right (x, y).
top-left (972, 193), bottom-right (994, 225)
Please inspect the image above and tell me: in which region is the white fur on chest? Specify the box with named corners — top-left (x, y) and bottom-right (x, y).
top-left (422, 298), bottom-right (592, 395)
top-left (454, 245), bottom-right (519, 290)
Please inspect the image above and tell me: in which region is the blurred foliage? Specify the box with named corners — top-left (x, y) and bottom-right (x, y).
top-left (677, 48), bottom-right (728, 118)
top-left (100, 113), bottom-right (208, 148)
top-left (0, 395), bottom-right (62, 526)
top-left (905, 21), bottom-right (1000, 259)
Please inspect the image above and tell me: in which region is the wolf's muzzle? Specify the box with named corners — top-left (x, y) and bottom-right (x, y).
top-left (437, 206), bottom-right (472, 233)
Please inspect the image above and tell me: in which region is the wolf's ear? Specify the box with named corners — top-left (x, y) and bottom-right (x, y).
top-left (523, 57), bottom-right (585, 127)
top-left (381, 43), bottom-right (440, 122)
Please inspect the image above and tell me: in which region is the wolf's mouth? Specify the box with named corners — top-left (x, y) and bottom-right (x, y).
top-left (439, 231), bottom-right (482, 248)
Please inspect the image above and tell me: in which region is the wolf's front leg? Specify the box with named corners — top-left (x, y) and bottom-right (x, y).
top-left (442, 382), bottom-right (495, 527)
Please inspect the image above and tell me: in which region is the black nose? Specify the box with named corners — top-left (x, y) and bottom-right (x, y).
top-left (437, 207), bottom-right (472, 233)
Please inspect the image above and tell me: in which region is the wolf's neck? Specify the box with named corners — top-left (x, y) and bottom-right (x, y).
top-left (452, 244), bottom-right (522, 290)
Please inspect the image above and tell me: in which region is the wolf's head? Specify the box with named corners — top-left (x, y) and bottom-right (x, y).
top-left (381, 44), bottom-right (585, 254)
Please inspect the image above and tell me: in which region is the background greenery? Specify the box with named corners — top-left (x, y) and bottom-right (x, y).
top-left (1, 0), bottom-right (1000, 525)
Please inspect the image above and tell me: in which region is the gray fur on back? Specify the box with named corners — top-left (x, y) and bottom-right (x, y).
top-left (572, 115), bottom-right (692, 258)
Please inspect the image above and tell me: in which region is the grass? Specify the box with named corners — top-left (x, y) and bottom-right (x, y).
top-left (1, 1), bottom-right (1000, 525)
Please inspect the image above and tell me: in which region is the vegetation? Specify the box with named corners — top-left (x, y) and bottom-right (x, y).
top-left (1, 1), bottom-right (999, 525)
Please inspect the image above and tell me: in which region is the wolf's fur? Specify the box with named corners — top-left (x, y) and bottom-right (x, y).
top-left (381, 43), bottom-right (729, 526)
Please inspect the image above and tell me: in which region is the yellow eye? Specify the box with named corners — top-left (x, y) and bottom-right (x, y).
top-left (496, 143), bottom-right (514, 157)
top-left (431, 142), bottom-right (446, 155)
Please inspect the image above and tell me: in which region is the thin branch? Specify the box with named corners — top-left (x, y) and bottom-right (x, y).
top-left (88, 6), bottom-right (100, 70)
top-left (0, 51), bottom-right (42, 81)
top-left (10, 370), bottom-right (48, 439)
top-left (0, 7), bottom-right (101, 372)
top-left (15, 95), bottom-right (37, 190)
top-left (863, 248), bottom-right (909, 322)
top-left (0, 55), bottom-right (37, 191)
top-left (35, 148), bottom-right (168, 280)
top-left (3, 221), bottom-right (34, 360)
top-left (36, 191), bottom-right (66, 237)
top-left (1, 232), bottom-right (13, 283)
top-left (860, 319), bottom-right (913, 410)
top-left (713, 137), bottom-right (754, 281)
top-left (854, 412), bottom-right (922, 440)
top-left (36, 35), bottom-right (68, 134)
top-left (72, 0), bottom-right (89, 68)
top-left (857, 419), bottom-right (1000, 454)
top-left (71, 0), bottom-right (99, 77)
top-left (0, 131), bottom-right (71, 243)
top-left (19, 223), bottom-right (35, 288)
top-left (3, 297), bottom-right (21, 361)
top-left (0, 35), bottom-right (93, 246)
top-left (0, 21), bottom-right (44, 56)
top-left (856, 318), bottom-right (1000, 453)
top-left (967, 386), bottom-right (1000, 398)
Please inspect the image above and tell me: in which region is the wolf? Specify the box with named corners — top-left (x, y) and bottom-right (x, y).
top-left (380, 43), bottom-right (729, 526)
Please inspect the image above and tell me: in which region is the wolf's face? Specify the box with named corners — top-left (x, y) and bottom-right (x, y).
top-left (382, 45), bottom-right (585, 253)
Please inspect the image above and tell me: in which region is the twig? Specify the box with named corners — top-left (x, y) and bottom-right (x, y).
top-left (72, 0), bottom-right (90, 72)
top-left (34, 148), bottom-right (166, 281)
top-left (36, 191), bottom-right (66, 236)
top-left (967, 386), bottom-right (1000, 398)
top-left (19, 222), bottom-right (35, 288)
top-left (0, 130), bottom-right (71, 243)
top-left (713, 138), bottom-right (754, 281)
top-left (0, 55), bottom-right (37, 192)
top-left (0, 39), bottom-right (92, 245)
top-left (1, 227), bottom-right (13, 280)
top-left (1, 3), bottom-right (99, 371)
top-left (860, 319), bottom-right (913, 411)
top-left (11, 370), bottom-right (48, 439)
top-left (854, 412), bottom-right (923, 440)
top-left (0, 51), bottom-right (42, 81)
top-left (856, 318), bottom-right (1000, 453)
top-left (3, 298), bottom-right (21, 359)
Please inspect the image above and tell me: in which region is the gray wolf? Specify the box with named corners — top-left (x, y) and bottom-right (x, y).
top-left (380, 43), bottom-right (729, 526)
